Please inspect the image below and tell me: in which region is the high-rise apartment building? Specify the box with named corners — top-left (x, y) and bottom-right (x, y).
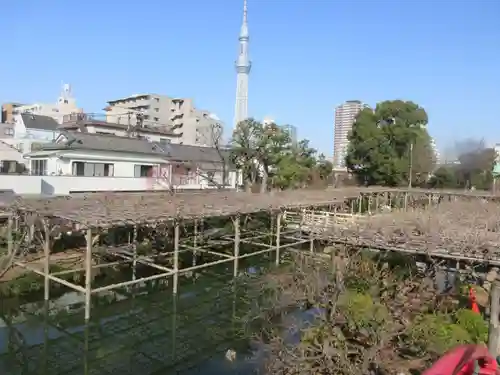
top-left (282, 124), bottom-right (298, 145)
top-left (333, 100), bottom-right (368, 169)
top-left (104, 93), bottom-right (224, 147)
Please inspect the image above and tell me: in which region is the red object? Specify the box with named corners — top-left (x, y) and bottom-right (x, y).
top-left (423, 345), bottom-right (499, 375)
top-left (469, 287), bottom-right (481, 314)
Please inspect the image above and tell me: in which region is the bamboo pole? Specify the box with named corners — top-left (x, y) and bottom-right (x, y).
top-left (43, 220), bottom-right (50, 301)
top-left (15, 261), bottom-right (85, 292)
top-left (173, 221), bottom-right (179, 294)
top-left (488, 281), bottom-right (500, 356)
top-left (132, 225), bottom-right (138, 282)
top-left (275, 213), bottom-right (281, 265)
top-left (84, 228), bottom-right (92, 321)
top-left (7, 215), bottom-right (13, 255)
top-left (193, 219), bottom-right (198, 268)
top-left (233, 215), bottom-right (240, 277)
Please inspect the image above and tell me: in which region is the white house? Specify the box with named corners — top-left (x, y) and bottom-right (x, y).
top-left (0, 114), bottom-right (60, 171)
top-left (0, 140), bottom-right (25, 173)
top-left (0, 131), bottom-right (240, 195)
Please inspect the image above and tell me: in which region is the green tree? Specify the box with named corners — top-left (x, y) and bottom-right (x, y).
top-left (345, 100), bottom-right (435, 186)
top-left (231, 119), bottom-right (332, 191)
top-left (428, 139), bottom-right (497, 190)
top-left (428, 166), bottom-right (458, 188)
top-left (457, 146), bottom-right (496, 190)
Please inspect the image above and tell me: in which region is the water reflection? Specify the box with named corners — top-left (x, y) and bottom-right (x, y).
top-left (0, 256), bottom-right (273, 375)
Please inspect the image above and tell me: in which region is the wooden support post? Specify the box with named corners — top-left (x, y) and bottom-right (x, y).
top-left (84, 228), bottom-right (92, 321)
top-left (233, 215), bottom-right (240, 277)
top-left (488, 282), bottom-right (500, 356)
top-left (358, 195), bottom-right (362, 214)
top-left (173, 221), bottom-right (179, 294)
top-left (171, 296), bottom-right (177, 358)
top-left (193, 219), bottom-right (198, 248)
top-left (275, 213), bottom-right (281, 266)
top-left (193, 219), bottom-right (198, 267)
top-left (83, 323), bottom-right (89, 375)
top-left (42, 301), bottom-right (49, 375)
top-left (404, 192), bottom-right (408, 211)
top-left (7, 215), bottom-right (13, 255)
top-left (269, 213), bottom-right (274, 247)
top-left (132, 224), bottom-right (138, 282)
top-left (43, 221), bottom-right (50, 301)
top-left (375, 194), bottom-right (379, 214)
top-left (29, 221), bottom-right (35, 244)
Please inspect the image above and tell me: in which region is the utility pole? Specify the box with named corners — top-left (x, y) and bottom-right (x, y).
top-left (408, 142), bottom-right (414, 188)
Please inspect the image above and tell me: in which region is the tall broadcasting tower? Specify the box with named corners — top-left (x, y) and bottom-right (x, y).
top-left (233, 0), bottom-right (251, 128)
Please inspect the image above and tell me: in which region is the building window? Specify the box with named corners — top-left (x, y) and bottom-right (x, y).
top-left (4, 128), bottom-right (14, 136)
top-left (31, 143), bottom-right (43, 151)
top-left (134, 164), bottom-right (153, 178)
top-left (159, 138), bottom-right (171, 145)
top-left (72, 162), bottom-right (114, 177)
top-left (154, 108), bottom-right (159, 112)
top-left (154, 117), bottom-right (159, 122)
top-left (31, 160), bottom-right (48, 175)
top-left (17, 143), bottom-right (24, 153)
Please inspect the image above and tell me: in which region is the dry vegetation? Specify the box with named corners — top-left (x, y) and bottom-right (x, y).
top-left (249, 251), bottom-right (487, 375)
top-left (241, 198), bottom-right (500, 375)
top-left (10, 187), bottom-right (496, 228)
top-left (11, 187), bottom-right (383, 227)
top-left (329, 201), bottom-right (500, 261)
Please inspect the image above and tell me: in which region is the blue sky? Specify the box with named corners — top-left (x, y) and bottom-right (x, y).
top-left (1, 0), bottom-right (499, 156)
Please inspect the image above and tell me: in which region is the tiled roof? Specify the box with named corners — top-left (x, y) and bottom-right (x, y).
top-left (33, 131), bottom-right (228, 164)
top-left (20, 114), bottom-right (59, 131)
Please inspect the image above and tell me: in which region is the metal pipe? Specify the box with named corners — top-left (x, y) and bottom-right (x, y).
top-left (15, 262), bottom-right (86, 292)
top-left (43, 220), bottom-right (50, 301)
top-left (51, 260), bottom-right (129, 276)
top-left (173, 222), bottom-right (179, 294)
top-left (84, 228), bottom-right (92, 320)
top-left (275, 213), bottom-right (281, 265)
top-left (233, 216), bottom-right (240, 276)
top-left (91, 271), bottom-right (173, 293)
top-left (180, 244), bottom-right (233, 258)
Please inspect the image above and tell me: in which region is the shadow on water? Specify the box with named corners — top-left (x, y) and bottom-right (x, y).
top-left (0, 253), bottom-right (276, 375)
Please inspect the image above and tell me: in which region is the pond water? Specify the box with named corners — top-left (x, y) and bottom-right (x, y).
top-left (0, 254), bottom-right (275, 375)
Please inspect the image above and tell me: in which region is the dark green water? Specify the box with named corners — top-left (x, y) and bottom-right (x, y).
top-left (0, 254), bottom-right (275, 375)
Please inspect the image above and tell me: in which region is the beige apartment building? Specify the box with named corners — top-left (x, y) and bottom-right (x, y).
top-left (104, 94), bottom-right (223, 147)
top-left (2, 84), bottom-right (82, 124)
top-left (333, 100), bottom-right (369, 169)
top-left (1, 102), bottom-right (24, 123)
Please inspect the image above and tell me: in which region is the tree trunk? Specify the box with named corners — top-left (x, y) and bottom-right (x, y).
top-left (260, 170), bottom-right (268, 193)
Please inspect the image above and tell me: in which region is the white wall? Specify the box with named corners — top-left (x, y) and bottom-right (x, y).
top-left (2, 138), bottom-right (55, 169)
top-left (0, 174), bottom-right (238, 195)
top-left (31, 151), bottom-right (167, 177)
